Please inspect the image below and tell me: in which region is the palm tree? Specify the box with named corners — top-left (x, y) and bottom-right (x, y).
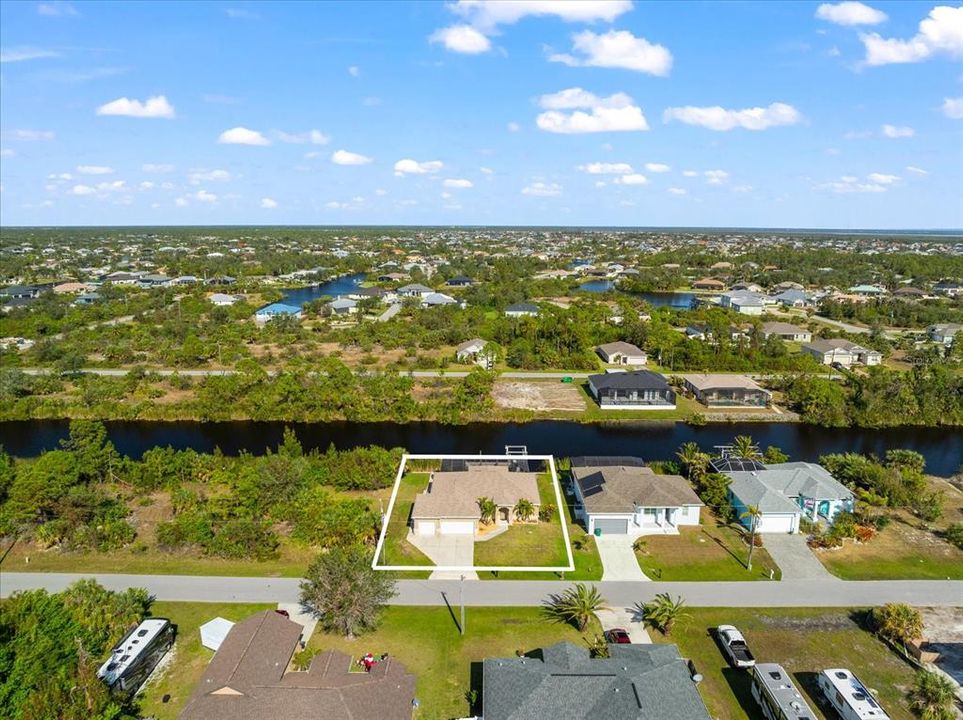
top-left (733, 435), bottom-right (761, 460)
top-left (641, 593), bottom-right (689, 636)
top-left (872, 603), bottom-right (923, 653)
top-left (514, 498), bottom-right (535, 522)
top-left (910, 670), bottom-right (955, 720)
top-left (544, 583), bottom-right (605, 632)
top-left (676, 442), bottom-right (710, 481)
top-left (477, 497), bottom-right (497, 525)
top-left (741, 505), bottom-right (763, 570)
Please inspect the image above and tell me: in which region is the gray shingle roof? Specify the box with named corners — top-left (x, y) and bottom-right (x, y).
top-left (482, 642), bottom-right (710, 720)
top-left (726, 462), bottom-right (853, 513)
top-left (572, 464), bottom-right (702, 512)
top-left (588, 370), bottom-right (669, 391)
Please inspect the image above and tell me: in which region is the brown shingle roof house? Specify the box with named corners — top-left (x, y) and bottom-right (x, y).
top-left (178, 610), bottom-right (416, 720)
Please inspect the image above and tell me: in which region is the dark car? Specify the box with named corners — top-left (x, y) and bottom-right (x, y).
top-left (604, 628), bottom-right (631, 644)
top-left (274, 609), bottom-right (290, 618)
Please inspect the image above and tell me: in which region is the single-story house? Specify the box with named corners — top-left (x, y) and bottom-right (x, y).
top-left (209, 293), bottom-right (238, 306)
top-left (692, 277), bottom-right (726, 291)
top-left (761, 321), bottom-right (812, 343)
top-left (596, 341), bottom-right (647, 366)
top-left (720, 291), bottom-right (765, 315)
top-left (138, 274), bottom-right (170, 288)
top-left (928, 323), bottom-right (962, 346)
top-left (586, 370), bottom-right (676, 410)
top-left (723, 462), bottom-right (855, 534)
top-left (894, 286), bottom-right (927, 300)
top-left (445, 275), bottom-right (473, 287)
top-left (179, 610), bottom-right (416, 720)
top-left (570, 459), bottom-right (702, 535)
top-left (803, 338), bottom-right (881, 366)
top-left (0, 285), bottom-right (42, 299)
top-left (482, 642), bottom-right (711, 720)
top-left (329, 297), bottom-right (358, 315)
top-left (254, 303), bottom-right (302, 323)
top-left (53, 282), bottom-right (93, 295)
top-left (378, 272), bottom-right (410, 282)
top-left (505, 302), bottom-right (539, 318)
top-left (683, 374), bottom-right (771, 408)
top-left (934, 281), bottom-right (962, 297)
top-left (849, 284), bottom-right (887, 297)
top-left (396, 283), bottom-right (433, 298)
top-left (456, 338), bottom-right (488, 361)
top-left (772, 289), bottom-right (814, 308)
top-left (422, 292), bottom-right (457, 307)
top-left (410, 465), bottom-right (540, 536)
top-left (73, 292), bottom-right (101, 306)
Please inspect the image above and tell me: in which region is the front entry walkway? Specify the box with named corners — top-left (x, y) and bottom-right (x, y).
top-left (594, 534), bottom-right (649, 581)
top-left (407, 532), bottom-right (477, 580)
top-left (763, 533), bottom-right (836, 580)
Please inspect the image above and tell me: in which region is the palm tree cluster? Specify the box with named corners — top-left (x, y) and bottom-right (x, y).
top-left (477, 496), bottom-right (497, 525)
top-left (514, 497), bottom-right (535, 521)
top-left (910, 670), bottom-right (956, 720)
top-left (544, 583), bottom-right (604, 632)
top-left (640, 593), bottom-right (689, 636)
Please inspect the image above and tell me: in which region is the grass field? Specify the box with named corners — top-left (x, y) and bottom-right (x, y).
top-left (138, 601), bottom-right (275, 720)
top-left (637, 518), bottom-right (782, 581)
top-left (655, 607), bottom-right (919, 719)
top-left (379, 471), bottom-right (434, 567)
top-left (304, 605), bottom-right (600, 720)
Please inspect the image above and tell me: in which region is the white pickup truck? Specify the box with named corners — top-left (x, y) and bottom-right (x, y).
top-left (716, 625), bottom-right (756, 668)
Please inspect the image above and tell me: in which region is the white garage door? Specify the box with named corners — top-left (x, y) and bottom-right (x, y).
top-left (440, 520), bottom-right (474, 535)
top-left (416, 521), bottom-right (435, 536)
top-left (593, 518), bottom-right (629, 535)
top-left (756, 514), bottom-right (798, 534)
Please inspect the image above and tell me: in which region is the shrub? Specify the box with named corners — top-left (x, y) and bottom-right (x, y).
top-left (940, 523), bottom-right (963, 550)
top-left (538, 503), bottom-right (557, 522)
top-left (854, 525), bottom-right (876, 543)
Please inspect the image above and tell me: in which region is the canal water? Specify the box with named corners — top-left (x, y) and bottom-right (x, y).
top-left (2, 420), bottom-right (960, 475)
top-left (578, 281), bottom-right (697, 309)
top-left (280, 273), bottom-right (367, 306)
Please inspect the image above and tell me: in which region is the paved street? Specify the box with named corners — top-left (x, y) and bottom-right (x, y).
top-left (2, 572), bottom-right (961, 608)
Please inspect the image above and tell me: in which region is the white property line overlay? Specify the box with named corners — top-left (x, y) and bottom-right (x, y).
top-left (372, 454), bottom-right (575, 573)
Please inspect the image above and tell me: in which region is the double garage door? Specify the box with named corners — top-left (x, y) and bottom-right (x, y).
top-left (593, 518), bottom-right (629, 535)
top-left (417, 520), bottom-right (474, 536)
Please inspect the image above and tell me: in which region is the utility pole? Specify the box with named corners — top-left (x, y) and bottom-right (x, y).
top-left (460, 574), bottom-right (465, 636)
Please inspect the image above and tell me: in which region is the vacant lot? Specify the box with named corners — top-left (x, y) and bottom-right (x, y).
top-left (658, 607), bottom-right (919, 720)
top-left (637, 519), bottom-right (782, 581)
top-left (492, 380), bottom-right (586, 411)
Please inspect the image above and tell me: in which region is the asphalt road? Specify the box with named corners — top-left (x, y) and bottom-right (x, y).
top-left (2, 572), bottom-right (961, 607)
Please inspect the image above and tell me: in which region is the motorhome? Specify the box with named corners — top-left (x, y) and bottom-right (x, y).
top-left (97, 618), bottom-right (175, 696)
top-left (817, 668), bottom-right (891, 720)
top-left (750, 663), bottom-right (817, 720)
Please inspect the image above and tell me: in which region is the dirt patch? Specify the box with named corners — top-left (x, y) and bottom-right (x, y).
top-left (759, 612), bottom-right (858, 632)
top-left (127, 491), bottom-right (174, 543)
top-left (492, 381), bottom-right (585, 412)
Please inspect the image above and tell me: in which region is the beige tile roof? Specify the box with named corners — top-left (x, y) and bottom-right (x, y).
top-left (411, 468), bottom-right (540, 520)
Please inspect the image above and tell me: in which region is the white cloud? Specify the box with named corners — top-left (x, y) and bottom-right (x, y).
top-left (48, 172), bottom-right (72, 180)
top-left (614, 173), bottom-right (648, 185)
top-left (225, 7), bottom-right (258, 19)
top-left (175, 197), bottom-right (188, 207)
top-left (394, 158), bottom-right (444, 175)
top-left (943, 96), bottom-right (963, 119)
top-left (906, 166), bottom-right (928, 175)
top-left (443, 178), bottom-right (473, 188)
top-left (0, 47), bottom-right (60, 63)
top-left (37, 1), bottom-right (79, 17)
top-left (70, 184), bottom-right (97, 196)
top-left (867, 172), bottom-right (900, 184)
top-left (96, 95), bottom-right (175, 119)
top-left (664, 102), bottom-right (802, 131)
top-left (348, 65), bottom-right (360, 77)
top-left (76, 165), bottom-right (113, 175)
top-left (820, 175), bottom-right (890, 193)
top-left (668, 187), bottom-right (687, 195)
top-left (375, 188), bottom-right (388, 195)
top-left (704, 170), bottom-right (729, 185)
top-left (815, 2), bottom-right (887, 26)
top-left (142, 163), bottom-right (174, 173)
top-left (260, 197), bottom-right (278, 209)
top-left (140, 181), bottom-right (155, 190)
top-left (594, 181), bottom-right (607, 188)
top-left (645, 162), bottom-right (671, 173)
top-left (549, 30), bottom-right (672, 76)
top-left (480, 167), bottom-right (494, 175)
top-left (881, 124), bottom-right (914, 138)
top-left (521, 181), bottom-right (562, 197)
top-left (13, 129), bottom-right (55, 141)
top-left (861, 6), bottom-right (963, 66)
top-left (507, 121), bottom-right (521, 132)
top-left (682, 170), bottom-right (699, 178)
top-left (193, 189), bottom-right (217, 203)
top-left (732, 184), bottom-right (753, 193)
top-left (577, 162), bottom-right (634, 174)
top-left (449, 0), bottom-right (631, 30)
top-left (188, 168), bottom-right (231, 184)
top-left (441, 191), bottom-right (453, 199)
top-left (331, 149), bottom-right (372, 165)
top-left (429, 25), bottom-right (492, 54)
top-left (69, 180), bottom-right (127, 197)
top-left (218, 126), bottom-right (270, 145)
top-left (536, 88), bottom-right (648, 134)
top-left (276, 129), bottom-right (329, 145)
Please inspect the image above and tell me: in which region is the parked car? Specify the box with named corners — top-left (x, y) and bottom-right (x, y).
top-left (604, 628), bottom-right (631, 644)
top-left (716, 625), bottom-right (755, 668)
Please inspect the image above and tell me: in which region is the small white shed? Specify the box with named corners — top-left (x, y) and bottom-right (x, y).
top-left (200, 617), bottom-right (235, 651)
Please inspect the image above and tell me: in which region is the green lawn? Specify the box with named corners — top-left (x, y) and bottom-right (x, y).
top-left (655, 607), bottom-right (918, 720)
top-left (138, 601), bottom-right (275, 720)
top-left (473, 522), bottom-right (568, 567)
top-left (305, 605), bottom-right (600, 720)
top-left (379, 471), bottom-right (434, 568)
top-left (636, 518), bottom-right (782, 581)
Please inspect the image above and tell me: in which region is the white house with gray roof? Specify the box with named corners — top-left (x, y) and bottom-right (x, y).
top-left (724, 462), bottom-right (854, 534)
top-left (482, 641), bottom-right (711, 720)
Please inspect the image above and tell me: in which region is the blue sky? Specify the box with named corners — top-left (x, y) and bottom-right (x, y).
top-left (1, 0), bottom-right (961, 228)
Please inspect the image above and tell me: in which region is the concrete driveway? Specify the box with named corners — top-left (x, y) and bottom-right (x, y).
top-left (408, 532), bottom-right (477, 580)
top-left (594, 535), bottom-right (649, 581)
top-left (596, 606), bottom-right (652, 644)
top-left (763, 533), bottom-right (835, 580)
